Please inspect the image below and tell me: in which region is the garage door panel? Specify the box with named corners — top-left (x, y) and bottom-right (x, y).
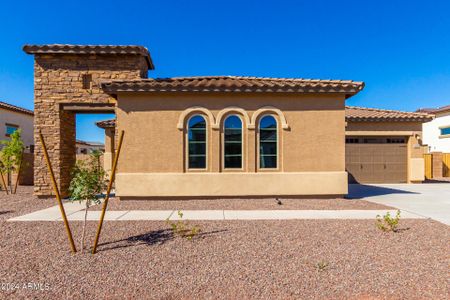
top-left (346, 140), bottom-right (407, 184)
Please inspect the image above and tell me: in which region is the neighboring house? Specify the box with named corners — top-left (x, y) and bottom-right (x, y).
top-left (0, 101), bottom-right (34, 152)
top-left (76, 140), bottom-right (104, 154)
top-left (345, 107), bottom-right (432, 184)
top-left (417, 106), bottom-right (450, 152)
top-left (0, 101), bottom-right (34, 185)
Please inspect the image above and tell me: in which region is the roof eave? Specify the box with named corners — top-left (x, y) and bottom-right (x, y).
top-left (346, 117), bottom-right (433, 122)
top-left (23, 44), bottom-right (155, 70)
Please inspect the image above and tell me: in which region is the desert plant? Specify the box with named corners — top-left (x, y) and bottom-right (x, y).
top-left (376, 210), bottom-right (401, 232)
top-left (0, 129), bottom-right (24, 194)
top-left (69, 150), bottom-right (107, 252)
top-left (166, 210), bottom-right (201, 240)
top-left (316, 261), bottom-right (329, 272)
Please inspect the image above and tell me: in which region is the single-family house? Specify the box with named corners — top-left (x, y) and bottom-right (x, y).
top-left (23, 44), bottom-right (432, 198)
top-left (97, 106), bottom-right (432, 192)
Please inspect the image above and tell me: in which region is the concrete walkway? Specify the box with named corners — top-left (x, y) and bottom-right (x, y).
top-left (9, 205), bottom-right (422, 222)
top-left (349, 183), bottom-right (450, 225)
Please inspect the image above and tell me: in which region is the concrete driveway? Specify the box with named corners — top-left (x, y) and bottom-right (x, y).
top-left (348, 183), bottom-right (450, 225)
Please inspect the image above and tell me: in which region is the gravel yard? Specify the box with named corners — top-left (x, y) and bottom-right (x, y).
top-left (1, 187), bottom-right (449, 299)
top-left (91, 196), bottom-right (392, 211)
top-left (0, 186), bottom-right (55, 221)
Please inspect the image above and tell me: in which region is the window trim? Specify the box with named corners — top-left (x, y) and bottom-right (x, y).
top-left (5, 123), bottom-right (19, 137)
top-left (257, 114), bottom-right (280, 171)
top-left (222, 114), bottom-right (244, 171)
top-left (186, 114), bottom-right (209, 171)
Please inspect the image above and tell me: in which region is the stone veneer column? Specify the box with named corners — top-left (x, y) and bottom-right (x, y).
top-left (30, 53), bottom-right (148, 197)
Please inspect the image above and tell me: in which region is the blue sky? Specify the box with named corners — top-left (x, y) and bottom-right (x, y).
top-left (1, 0), bottom-right (450, 142)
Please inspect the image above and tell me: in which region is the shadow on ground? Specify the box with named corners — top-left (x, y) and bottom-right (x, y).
top-left (347, 184), bottom-right (418, 199)
top-left (0, 211), bottom-right (14, 215)
top-left (96, 229), bottom-right (228, 252)
top-left (423, 178), bottom-right (450, 183)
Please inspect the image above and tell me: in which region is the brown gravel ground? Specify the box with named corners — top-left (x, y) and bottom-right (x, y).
top-left (90, 196), bottom-right (393, 211)
top-left (0, 187), bottom-right (449, 299)
top-left (0, 186), bottom-right (55, 221)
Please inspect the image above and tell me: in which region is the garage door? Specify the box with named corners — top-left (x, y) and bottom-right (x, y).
top-left (346, 137), bottom-right (407, 183)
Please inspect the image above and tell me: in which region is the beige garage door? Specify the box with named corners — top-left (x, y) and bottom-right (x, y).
top-left (346, 137), bottom-right (407, 183)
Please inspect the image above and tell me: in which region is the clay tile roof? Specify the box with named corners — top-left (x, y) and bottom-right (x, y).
top-left (0, 101), bottom-right (34, 116)
top-left (23, 44), bottom-right (154, 70)
top-left (96, 119), bottom-right (116, 129)
top-left (416, 105), bottom-right (450, 115)
top-left (345, 106), bottom-right (433, 122)
top-left (101, 76), bottom-right (364, 97)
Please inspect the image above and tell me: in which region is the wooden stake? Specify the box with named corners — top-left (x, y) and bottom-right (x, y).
top-left (13, 150), bottom-right (24, 194)
top-left (92, 130), bottom-right (124, 254)
top-left (39, 132), bottom-right (77, 253)
top-left (0, 168), bottom-right (8, 195)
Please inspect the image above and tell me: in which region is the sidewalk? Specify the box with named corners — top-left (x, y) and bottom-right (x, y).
top-left (8, 204), bottom-right (424, 221)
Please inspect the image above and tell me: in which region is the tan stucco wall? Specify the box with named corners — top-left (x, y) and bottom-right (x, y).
top-left (103, 128), bottom-right (115, 174)
top-left (116, 172), bottom-right (348, 197)
top-left (0, 108), bottom-right (34, 147)
top-left (347, 121), bottom-right (426, 183)
top-left (114, 92), bottom-right (347, 197)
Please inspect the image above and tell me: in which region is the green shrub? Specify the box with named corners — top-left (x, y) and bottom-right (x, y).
top-left (166, 210), bottom-right (201, 241)
top-left (316, 261), bottom-right (329, 272)
top-left (69, 150), bottom-right (107, 251)
top-left (0, 129), bottom-right (24, 193)
top-left (376, 210), bottom-right (401, 232)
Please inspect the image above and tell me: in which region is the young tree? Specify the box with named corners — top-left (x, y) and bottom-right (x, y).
top-left (0, 129), bottom-right (24, 194)
top-left (69, 150), bottom-right (106, 252)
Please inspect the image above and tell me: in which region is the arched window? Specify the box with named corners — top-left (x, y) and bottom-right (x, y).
top-left (188, 115), bottom-right (207, 169)
top-left (259, 115), bottom-right (277, 169)
top-left (223, 115), bottom-right (242, 169)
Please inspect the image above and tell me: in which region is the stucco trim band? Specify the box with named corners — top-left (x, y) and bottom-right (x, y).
top-left (345, 131), bottom-right (415, 136)
top-left (177, 107), bottom-right (216, 129)
top-left (115, 172), bottom-right (348, 197)
top-left (177, 106), bottom-right (290, 130)
top-left (249, 106), bottom-right (289, 130)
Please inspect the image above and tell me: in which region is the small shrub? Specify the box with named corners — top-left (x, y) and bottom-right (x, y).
top-left (69, 151), bottom-right (107, 252)
top-left (166, 210), bottom-right (201, 241)
top-left (0, 129), bottom-right (24, 194)
top-left (376, 210), bottom-right (401, 232)
top-left (316, 261), bottom-right (329, 272)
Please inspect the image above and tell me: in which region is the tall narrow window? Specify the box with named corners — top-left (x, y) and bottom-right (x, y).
top-left (259, 115), bottom-right (277, 169)
top-left (188, 115), bottom-right (207, 169)
top-left (224, 115), bottom-right (242, 169)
